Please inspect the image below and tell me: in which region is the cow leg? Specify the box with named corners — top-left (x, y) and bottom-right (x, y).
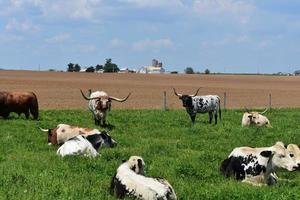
top-left (25, 111), bottom-right (30, 119)
top-left (209, 112), bottom-right (213, 124)
top-left (95, 119), bottom-right (100, 125)
top-left (214, 111), bottom-right (218, 124)
top-left (190, 115), bottom-right (196, 123)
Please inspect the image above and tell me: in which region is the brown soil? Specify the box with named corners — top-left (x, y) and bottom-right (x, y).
top-left (1, 70), bottom-right (300, 109)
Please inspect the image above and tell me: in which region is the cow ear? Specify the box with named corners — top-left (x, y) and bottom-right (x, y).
top-left (260, 150), bottom-right (273, 157)
top-left (137, 159), bottom-right (143, 169)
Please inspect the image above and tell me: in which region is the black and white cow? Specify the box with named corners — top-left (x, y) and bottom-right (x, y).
top-left (220, 142), bottom-right (298, 186)
top-left (57, 131), bottom-right (117, 158)
top-left (110, 156), bottom-right (177, 200)
top-left (173, 88), bottom-right (221, 124)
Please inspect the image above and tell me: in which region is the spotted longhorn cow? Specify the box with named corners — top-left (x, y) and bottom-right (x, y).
top-left (80, 89), bottom-right (131, 126)
top-left (173, 88), bottom-right (221, 124)
top-left (220, 142), bottom-right (298, 186)
top-left (110, 156), bottom-right (177, 200)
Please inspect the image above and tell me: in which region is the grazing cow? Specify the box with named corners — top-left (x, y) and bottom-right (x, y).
top-left (173, 88), bottom-right (221, 124)
top-left (80, 89), bottom-right (131, 126)
top-left (242, 108), bottom-right (272, 127)
top-left (110, 156), bottom-right (177, 200)
top-left (39, 123), bottom-right (115, 145)
top-left (220, 142), bottom-right (298, 186)
top-left (287, 144), bottom-right (300, 170)
top-left (57, 132), bottom-right (117, 158)
top-left (0, 91), bottom-right (38, 119)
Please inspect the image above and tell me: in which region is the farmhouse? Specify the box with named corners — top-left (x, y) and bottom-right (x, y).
top-left (138, 59), bottom-right (166, 74)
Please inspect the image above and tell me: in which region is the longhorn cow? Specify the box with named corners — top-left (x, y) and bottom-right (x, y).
top-left (0, 91), bottom-right (39, 119)
top-left (80, 89), bottom-right (131, 126)
top-left (242, 108), bottom-right (272, 127)
top-left (173, 88), bottom-right (221, 124)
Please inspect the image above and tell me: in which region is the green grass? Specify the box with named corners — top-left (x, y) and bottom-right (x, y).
top-left (0, 109), bottom-right (300, 200)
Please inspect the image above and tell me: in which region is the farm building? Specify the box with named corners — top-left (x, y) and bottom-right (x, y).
top-left (138, 59), bottom-right (166, 74)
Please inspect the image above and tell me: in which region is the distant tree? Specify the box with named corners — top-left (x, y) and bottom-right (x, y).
top-left (67, 63), bottom-right (74, 72)
top-left (48, 69), bottom-right (56, 72)
top-left (95, 64), bottom-right (103, 71)
top-left (204, 68), bottom-right (210, 74)
top-left (86, 66), bottom-right (95, 72)
top-left (103, 58), bottom-right (119, 73)
top-left (74, 64), bottom-right (81, 72)
top-left (170, 71), bottom-right (178, 74)
top-left (184, 67), bottom-right (194, 74)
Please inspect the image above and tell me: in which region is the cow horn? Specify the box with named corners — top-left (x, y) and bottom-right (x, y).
top-left (244, 107), bottom-right (251, 113)
top-left (39, 127), bottom-right (49, 132)
top-left (109, 93), bottom-right (131, 102)
top-left (80, 89), bottom-right (99, 101)
top-left (259, 107), bottom-right (269, 115)
top-left (173, 88), bottom-right (182, 97)
top-left (189, 88), bottom-right (201, 97)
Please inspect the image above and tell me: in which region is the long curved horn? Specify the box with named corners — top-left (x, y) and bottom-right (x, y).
top-left (173, 88), bottom-right (182, 97)
top-left (39, 127), bottom-right (49, 132)
top-left (259, 107), bottom-right (269, 115)
top-left (189, 88), bottom-right (201, 97)
top-left (80, 89), bottom-right (99, 101)
top-left (109, 93), bottom-right (131, 102)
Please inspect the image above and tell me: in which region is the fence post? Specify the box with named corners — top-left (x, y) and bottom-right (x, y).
top-left (223, 92), bottom-right (226, 110)
top-left (163, 91), bottom-right (167, 111)
top-left (269, 94), bottom-right (272, 109)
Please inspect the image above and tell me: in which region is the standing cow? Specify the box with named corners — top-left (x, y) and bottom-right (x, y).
top-left (173, 88), bottom-right (221, 124)
top-left (0, 91), bottom-right (39, 119)
top-left (80, 89), bottom-right (131, 126)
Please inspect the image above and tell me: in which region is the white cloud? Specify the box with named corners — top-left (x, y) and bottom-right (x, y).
top-left (192, 0), bottom-right (255, 24)
top-left (46, 33), bottom-right (70, 43)
top-left (120, 0), bottom-right (184, 8)
top-left (5, 18), bottom-right (39, 33)
top-left (79, 44), bottom-right (97, 53)
top-left (132, 38), bottom-right (173, 51)
top-left (109, 38), bottom-right (125, 48)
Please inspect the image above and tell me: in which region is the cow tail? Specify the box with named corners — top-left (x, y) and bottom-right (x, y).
top-left (30, 92), bottom-right (39, 120)
top-left (218, 97), bottom-right (221, 121)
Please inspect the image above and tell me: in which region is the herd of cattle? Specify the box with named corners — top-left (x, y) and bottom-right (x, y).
top-left (1, 89), bottom-right (300, 199)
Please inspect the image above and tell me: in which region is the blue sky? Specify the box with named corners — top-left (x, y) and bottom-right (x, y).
top-left (0, 0), bottom-right (300, 73)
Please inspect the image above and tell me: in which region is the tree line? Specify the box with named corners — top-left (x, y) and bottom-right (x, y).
top-left (67, 58), bottom-right (119, 73)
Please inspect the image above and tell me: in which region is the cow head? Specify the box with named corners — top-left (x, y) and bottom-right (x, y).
top-left (39, 127), bottom-right (57, 145)
top-left (287, 144), bottom-right (300, 170)
top-left (124, 156), bottom-right (145, 175)
top-left (80, 89), bottom-right (131, 113)
top-left (173, 88), bottom-right (200, 108)
top-left (85, 131), bottom-right (117, 150)
top-left (261, 142), bottom-right (298, 171)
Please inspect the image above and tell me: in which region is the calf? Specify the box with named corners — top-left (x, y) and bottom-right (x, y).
top-left (110, 156), bottom-right (177, 200)
top-left (173, 88), bottom-right (221, 124)
top-left (242, 108), bottom-right (272, 127)
top-left (57, 132), bottom-right (117, 158)
top-left (40, 124), bottom-right (102, 145)
top-left (220, 142), bottom-right (298, 186)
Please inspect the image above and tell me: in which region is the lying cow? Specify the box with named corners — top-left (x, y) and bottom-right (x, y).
top-left (57, 132), bottom-right (117, 158)
top-left (287, 144), bottom-right (300, 170)
top-left (80, 89), bottom-right (131, 126)
top-left (40, 123), bottom-right (103, 145)
top-left (110, 156), bottom-right (177, 200)
top-left (220, 141), bottom-right (298, 186)
top-left (242, 108), bottom-right (272, 127)
top-left (173, 88), bottom-right (221, 124)
top-left (0, 91), bottom-right (39, 119)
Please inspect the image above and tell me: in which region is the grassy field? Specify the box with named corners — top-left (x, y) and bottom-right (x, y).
top-left (0, 109), bottom-right (300, 199)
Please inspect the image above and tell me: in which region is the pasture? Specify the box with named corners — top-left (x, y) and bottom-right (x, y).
top-left (1, 109), bottom-right (300, 199)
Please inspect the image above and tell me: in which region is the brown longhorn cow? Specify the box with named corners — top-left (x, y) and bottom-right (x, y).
top-left (0, 91), bottom-right (39, 119)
